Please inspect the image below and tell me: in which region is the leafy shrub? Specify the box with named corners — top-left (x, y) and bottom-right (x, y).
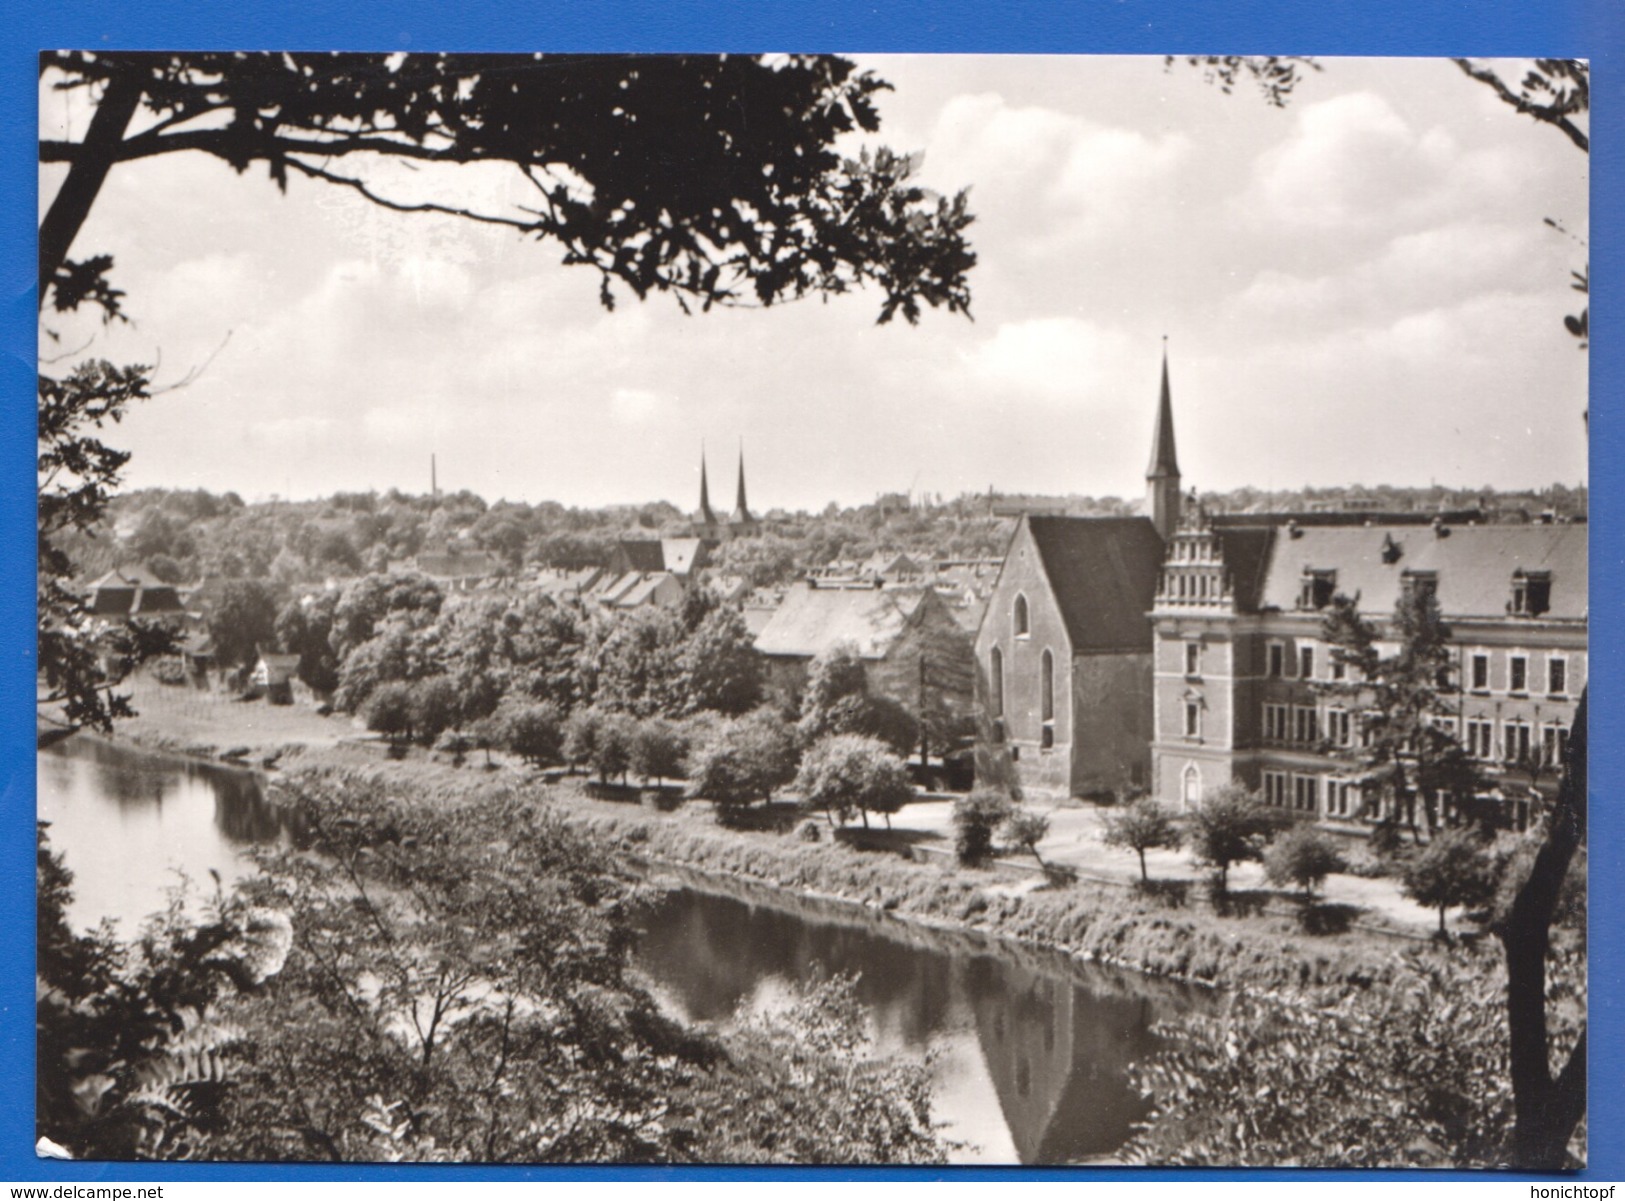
top-left (1263, 823), bottom-right (1347, 899)
top-left (953, 790), bottom-right (1012, 865)
top-left (1000, 807), bottom-right (1050, 866)
top-left (151, 656), bottom-right (188, 686)
top-left (1402, 826), bottom-right (1498, 938)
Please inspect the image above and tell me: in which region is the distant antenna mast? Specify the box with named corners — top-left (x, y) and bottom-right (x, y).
top-left (431, 454), bottom-right (439, 503)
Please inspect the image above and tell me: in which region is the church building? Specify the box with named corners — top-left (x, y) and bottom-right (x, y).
top-left (973, 354), bottom-right (1181, 802)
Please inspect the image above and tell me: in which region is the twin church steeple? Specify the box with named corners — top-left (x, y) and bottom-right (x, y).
top-left (696, 442), bottom-right (757, 539)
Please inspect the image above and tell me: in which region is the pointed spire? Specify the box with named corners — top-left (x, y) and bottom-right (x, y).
top-left (731, 440), bottom-right (754, 525)
top-left (1145, 338), bottom-right (1183, 542)
top-left (698, 442), bottom-right (717, 525)
top-left (1147, 337), bottom-right (1180, 479)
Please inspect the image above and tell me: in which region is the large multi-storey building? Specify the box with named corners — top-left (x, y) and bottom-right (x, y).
top-left (1149, 505), bottom-right (1587, 828)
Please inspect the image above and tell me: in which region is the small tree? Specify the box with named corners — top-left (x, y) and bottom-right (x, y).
top-left (363, 680), bottom-right (415, 748)
top-left (588, 712), bottom-right (633, 785)
top-left (498, 701), bottom-right (564, 768)
top-left (1187, 784), bottom-right (1274, 895)
top-left (630, 718), bottom-right (686, 790)
top-left (1001, 808), bottom-right (1050, 867)
top-left (953, 790), bottom-right (1013, 865)
top-left (563, 707), bottom-right (603, 775)
top-left (408, 676), bottom-right (461, 748)
top-left (795, 734), bottom-right (914, 830)
top-left (1101, 798), bottom-right (1183, 883)
top-left (689, 708), bottom-right (799, 815)
top-left (1264, 823), bottom-right (1347, 901)
top-left (1402, 825), bottom-right (1498, 939)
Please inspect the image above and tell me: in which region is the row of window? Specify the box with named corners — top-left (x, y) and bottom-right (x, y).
top-left (1465, 650), bottom-right (1569, 696)
top-left (1257, 701), bottom-right (1570, 766)
top-left (1258, 770), bottom-right (1539, 830)
top-left (1260, 640), bottom-right (1575, 696)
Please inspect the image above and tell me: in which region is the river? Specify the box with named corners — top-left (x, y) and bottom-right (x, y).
top-left (37, 736), bottom-right (1202, 1164)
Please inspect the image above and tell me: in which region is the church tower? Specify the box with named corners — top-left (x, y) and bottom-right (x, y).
top-left (729, 443), bottom-right (758, 533)
top-left (697, 444), bottom-right (718, 528)
top-left (1146, 343), bottom-right (1182, 542)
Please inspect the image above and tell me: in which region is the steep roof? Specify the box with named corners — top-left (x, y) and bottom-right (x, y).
top-left (1255, 523), bottom-right (1587, 621)
top-left (1213, 525), bottom-right (1276, 612)
top-left (753, 582), bottom-right (935, 660)
top-left (1025, 516), bottom-right (1166, 652)
top-left (1146, 351), bottom-right (1179, 479)
top-left (660, 538), bottom-right (707, 576)
top-left (85, 564), bottom-right (187, 617)
top-left (614, 539), bottom-right (668, 573)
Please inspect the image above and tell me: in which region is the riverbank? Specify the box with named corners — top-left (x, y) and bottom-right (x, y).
top-left (545, 785), bottom-right (1468, 997)
top-left (80, 686), bottom-right (1505, 1001)
top-left (107, 675), bottom-right (363, 763)
top-left (195, 735), bottom-right (1488, 999)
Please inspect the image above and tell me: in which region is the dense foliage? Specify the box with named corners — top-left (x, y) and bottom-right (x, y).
top-left (795, 734), bottom-right (913, 829)
top-left (1124, 947), bottom-right (1578, 1168)
top-left (40, 774), bottom-right (955, 1164)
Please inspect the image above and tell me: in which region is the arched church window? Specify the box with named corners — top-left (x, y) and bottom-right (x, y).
top-left (1014, 594), bottom-right (1030, 638)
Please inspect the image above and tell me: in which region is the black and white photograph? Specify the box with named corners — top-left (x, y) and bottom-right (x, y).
top-left (36, 51), bottom-right (1587, 1168)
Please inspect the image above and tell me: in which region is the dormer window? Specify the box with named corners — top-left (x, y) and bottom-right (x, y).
top-left (1510, 570), bottom-right (1551, 617)
top-left (1299, 568), bottom-right (1337, 610)
top-left (1401, 569), bottom-right (1438, 603)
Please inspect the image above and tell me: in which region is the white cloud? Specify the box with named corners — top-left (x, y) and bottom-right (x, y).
top-left (1241, 91), bottom-right (1522, 243)
top-left (958, 317), bottom-right (1138, 402)
top-left (610, 387), bottom-right (669, 424)
top-left (926, 93), bottom-right (1189, 244)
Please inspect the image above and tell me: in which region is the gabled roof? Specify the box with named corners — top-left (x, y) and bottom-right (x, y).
top-left (1255, 523), bottom-right (1587, 621)
top-left (611, 572), bottom-right (680, 609)
top-left (615, 539), bottom-right (668, 573)
top-left (660, 538), bottom-right (707, 575)
top-left (1024, 516), bottom-right (1166, 652)
top-left (85, 563), bottom-right (187, 617)
top-left (753, 582), bottom-right (937, 660)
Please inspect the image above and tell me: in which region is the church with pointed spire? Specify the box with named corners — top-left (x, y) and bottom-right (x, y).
top-left (974, 345), bottom-right (1586, 830)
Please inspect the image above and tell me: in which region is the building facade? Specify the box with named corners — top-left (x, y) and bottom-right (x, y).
top-left (973, 354), bottom-right (1179, 802)
top-left (1149, 508), bottom-right (1587, 828)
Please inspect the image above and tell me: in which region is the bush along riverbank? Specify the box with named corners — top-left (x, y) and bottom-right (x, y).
top-left (544, 784), bottom-right (1482, 999)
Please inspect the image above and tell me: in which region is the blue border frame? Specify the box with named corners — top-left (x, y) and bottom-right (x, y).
top-left (8, 0), bottom-right (1618, 1183)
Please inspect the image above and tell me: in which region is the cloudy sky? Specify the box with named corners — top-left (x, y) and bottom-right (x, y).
top-left (39, 55), bottom-right (1588, 512)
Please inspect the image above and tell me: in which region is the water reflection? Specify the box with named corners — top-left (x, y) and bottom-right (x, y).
top-left (37, 737), bottom-right (287, 931)
top-left (634, 885), bottom-right (1200, 1165)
